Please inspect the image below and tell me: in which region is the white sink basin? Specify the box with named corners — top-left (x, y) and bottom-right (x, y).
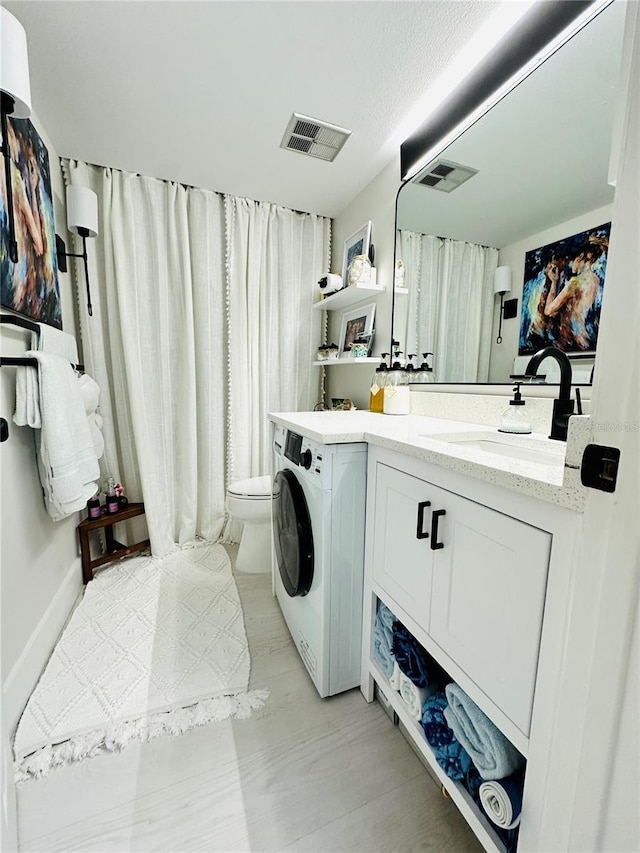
top-left (421, 431), bottom-right (566, 467)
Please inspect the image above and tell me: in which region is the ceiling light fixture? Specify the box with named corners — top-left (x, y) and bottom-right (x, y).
top-left (1, 7), bottom-right (32, 264)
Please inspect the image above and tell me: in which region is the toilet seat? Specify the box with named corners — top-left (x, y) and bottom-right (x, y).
top-left (227, 475), bottom-right (271, 500)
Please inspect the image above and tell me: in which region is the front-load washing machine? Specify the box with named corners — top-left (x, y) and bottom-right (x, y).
top-left (272, 423), bottom-right (367, 698)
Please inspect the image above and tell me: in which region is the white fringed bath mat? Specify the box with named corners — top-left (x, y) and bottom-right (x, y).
top-left (14, 542), bottom-right (268, 782)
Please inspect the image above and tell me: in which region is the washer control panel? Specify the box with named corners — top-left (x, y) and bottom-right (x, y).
top-left (273, 425), bottom-right (330, 488)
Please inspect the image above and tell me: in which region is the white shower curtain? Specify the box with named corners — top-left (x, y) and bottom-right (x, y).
top-left (63, 161), bottom-right (329, 556)
top-left (397, 230), bottom-right (498, 381)
top-left (226, 196), bottom-right (329, 481)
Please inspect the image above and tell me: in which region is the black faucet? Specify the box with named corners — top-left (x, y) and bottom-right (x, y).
top-left (524, 347), bottom-right (574, 441)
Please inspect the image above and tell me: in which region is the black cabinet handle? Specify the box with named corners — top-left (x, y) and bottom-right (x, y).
top-left (430, 509), bottom-right (446, 550)
top-left (416, 501), bottom-right (431, 539)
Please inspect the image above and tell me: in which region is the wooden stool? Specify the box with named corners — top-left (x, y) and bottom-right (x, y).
top-left (78, 502), bottom-right (150, 584)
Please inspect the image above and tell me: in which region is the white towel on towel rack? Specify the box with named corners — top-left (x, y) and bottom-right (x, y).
top-left (31, 324), bottom-right (79, 363)
top-left (78, 373), bottom-right (104, 459)
top-left (13, 365), bottom-right (41, 428)
top-left (14, 352), bottom-right (99, 520)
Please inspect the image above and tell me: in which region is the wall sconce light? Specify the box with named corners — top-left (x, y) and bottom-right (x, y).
top-left (56, 186), bottom-right (99, 316)
top-left (494, 265), bottom-right (515, 344)
top-left (1, 7), bottom-right (32, 264)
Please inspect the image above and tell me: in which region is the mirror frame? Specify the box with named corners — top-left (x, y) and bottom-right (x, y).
top-left (390, 0), bottom-right (614, 376)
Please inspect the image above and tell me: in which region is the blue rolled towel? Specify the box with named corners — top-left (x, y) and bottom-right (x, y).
top-left (377, 601), bottom-right (396, 633)
top-left (479, 770), bottom-right (525, 830)
top-left (444, 683), bottom-right (525, 781)
top-left (421, 692), bottom-right (456, 747)
top-left (434, 741), bottom-right (472, 781)
top-left (392, 622), bottom-right (431, 687)
top-left (372, 617), bottom-right (394, 679)
top-left (465, 767), bottom-right (520, 853)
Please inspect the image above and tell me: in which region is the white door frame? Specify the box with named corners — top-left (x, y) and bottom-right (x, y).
top-left (524, 4), bottom-right (639, 850)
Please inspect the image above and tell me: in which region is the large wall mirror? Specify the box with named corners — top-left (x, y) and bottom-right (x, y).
top-left (392, 0), bottom-right (625, 385)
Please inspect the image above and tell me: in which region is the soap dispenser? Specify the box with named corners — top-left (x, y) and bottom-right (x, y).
top-left (383, 359), bottom-right (411, 415)
top-left (414, 352), bottom-right (435, 383)
top-left (369, 354), bottom-right (389, 413)
top-left (498, 383), bottom-right (531, 434)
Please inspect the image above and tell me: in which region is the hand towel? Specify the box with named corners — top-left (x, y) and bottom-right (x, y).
top-left (16, 352), bottom-right (100, 520)
top-left (372, 618), bottom-right (395, 680)
top-left (377, 601), bottom-right (396, 633)
top-left (392, 622), bottom-right (432, 687)
top-left (479, 771), bottom-right (525, 830)
top-left (33, 323), bottom-right (79, 363)
top-left (397, 669), bottom-right (436, 721)
top-left (443, 683), bottom-right (525, 781)
top-left (13, 366), bottom-right (41, 428)
top-left (421, 692), bottom-right (456, 748)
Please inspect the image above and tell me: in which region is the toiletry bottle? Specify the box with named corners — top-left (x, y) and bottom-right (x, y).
top-left (106, 477), bottom-right (119, 514)
top-left (87, 492), bottom-right (101, 519)
top-left (498, 383), bottom-right (532, 434)
top-left (383, 360), bottom-right (411, 415)
top-left (414, 352), bottom-right (435, 383)
top-left (369, 356), bottom-right (388, 413)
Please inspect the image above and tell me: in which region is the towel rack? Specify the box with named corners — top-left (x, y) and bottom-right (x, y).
top-left (0, 315), bottom-right (84, 371)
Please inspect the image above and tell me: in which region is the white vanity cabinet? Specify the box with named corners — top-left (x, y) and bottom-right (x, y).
top-left (362, 445), bottom-right (563, 853)
top-left (370, 459), bottom-right (551, 737)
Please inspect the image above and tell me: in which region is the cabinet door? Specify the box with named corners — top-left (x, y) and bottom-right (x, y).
top-left (429, 489), bottom-right (551, 734)
top-left (371, 463), bottom-right (435, 627)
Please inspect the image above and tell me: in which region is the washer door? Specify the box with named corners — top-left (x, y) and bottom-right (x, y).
top-left (272, 469), bottom-right (314, 597)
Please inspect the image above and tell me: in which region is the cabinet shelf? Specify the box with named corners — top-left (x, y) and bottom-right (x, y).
top-left (313, 356), bottom-right (380, 366)
top-left (313, 282), bottom-right (385, 311)
top-left (369, 658), bottom-right (508, 853)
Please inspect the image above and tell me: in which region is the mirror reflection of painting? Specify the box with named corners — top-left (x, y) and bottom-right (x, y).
top-left (0, 117), bottom-right (61, 328)
top-left (519, 223), bottom-right (610, 355)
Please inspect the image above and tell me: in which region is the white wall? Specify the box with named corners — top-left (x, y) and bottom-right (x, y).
top-left (1, 112), bottom-right (81, 851)
top-left (488, 203), bottom-right (613, 383)
top-left (326, 158), bottom-right (400, 410)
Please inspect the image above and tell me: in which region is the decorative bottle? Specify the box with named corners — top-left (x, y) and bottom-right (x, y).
top-left (106, 477), bottom-right (119, 514)
top-left (87, 492), bottom-right (101, 519)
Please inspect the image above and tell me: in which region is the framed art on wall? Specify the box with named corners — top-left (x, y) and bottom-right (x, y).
top-left (1, 117), bottom-right (62, 328)
top-left (338, 302), bottom-right (376, 356)
top-left (341, 221), bottom-right (371, 288)
top-left (518, 222), bottom-right (611, 355)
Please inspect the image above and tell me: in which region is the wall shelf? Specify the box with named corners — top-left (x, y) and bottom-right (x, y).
top-left (313, 357), bottom-right (380, 366)
top-left (313, 282), bottom-right (385, 311)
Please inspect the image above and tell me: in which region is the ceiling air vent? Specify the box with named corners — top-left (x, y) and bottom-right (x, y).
top-left (280, 113), bottom-right (351, 162)
top-left (414, 159), bottom-right (478, 193)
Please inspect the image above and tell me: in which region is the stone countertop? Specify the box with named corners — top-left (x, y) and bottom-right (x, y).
top-left (268, 410), bottom-right (586, 513)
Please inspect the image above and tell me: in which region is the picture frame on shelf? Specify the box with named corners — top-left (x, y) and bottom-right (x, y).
top-left (341, 221), bottom-right (372, 288)
top-left (338, 302), bottom-right (376, 357)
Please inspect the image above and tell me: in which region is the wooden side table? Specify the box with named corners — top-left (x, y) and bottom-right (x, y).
top-left (78, 502), bottom-right (150, 584)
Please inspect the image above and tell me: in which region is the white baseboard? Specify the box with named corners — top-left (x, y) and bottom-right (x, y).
top-left (2, 559), bottom-right (82, 734)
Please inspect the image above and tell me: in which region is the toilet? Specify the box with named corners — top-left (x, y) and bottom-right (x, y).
top-left (226, 475), bottom-right (272, 573)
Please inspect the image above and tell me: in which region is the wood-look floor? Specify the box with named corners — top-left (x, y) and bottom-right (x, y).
top-left (17, 546), bottom-right (481, 853)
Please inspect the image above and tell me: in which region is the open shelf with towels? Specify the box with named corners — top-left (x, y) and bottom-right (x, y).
top-left (368, 653), bottom-right (510, 853)
top-left (312, 282), bottom-right (385, 312)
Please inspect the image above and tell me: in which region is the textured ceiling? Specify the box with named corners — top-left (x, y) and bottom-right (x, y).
top-left (4, 0), bottom-right (515, 217)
